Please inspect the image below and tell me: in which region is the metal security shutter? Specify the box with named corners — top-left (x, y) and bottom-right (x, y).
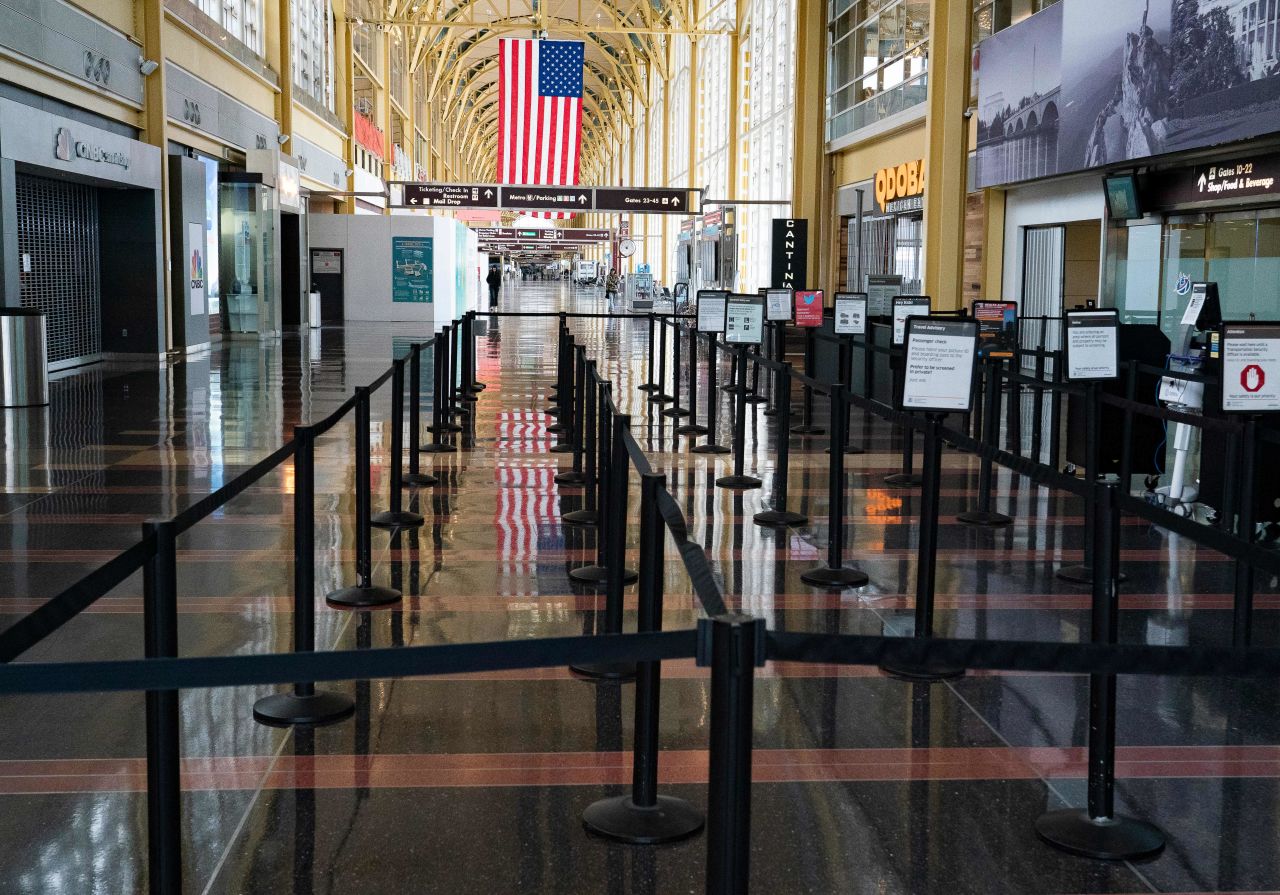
top-left (15, 174), bottom-right (102, 366)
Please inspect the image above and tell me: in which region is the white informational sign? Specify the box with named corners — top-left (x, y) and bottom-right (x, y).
top-left (312, 250), bottom-right (342, 274)
top-left (697, 290), bottom-right (728, 333)
top-left (866, 274), bottom-right (903, 317)
top-left (901, 318), bottom-right (978, 412)
top-left (1181, 287), bottom-right (1207, 327)
top-left (834, 293), bottom-right (867, 336)
top-left (892, 296), bottom-right (931, 345)
top-left (187, 222), bottom-right (206, 317)
top-left (765, 289), bottom-right (792, 322)
top-left (1222, 324), bottom-right (1280, 412)
top-left (1064, 310), bottom-right (1120, 380)
top-left (725, 295), bottom-right (766, 345)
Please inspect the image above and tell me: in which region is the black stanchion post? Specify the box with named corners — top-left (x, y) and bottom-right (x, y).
top-left (830, 336), bottom-right (864, 453)
top-left (702, 614), bottom-right (762, 895)
top-left (763, 323), bottom-right (782, 417)
top-left (421, 331), bottom-right (453, 453)
top-left (1057, 381), bottom-right (1106, 584)
top-left (143, 519), bottom-right (182, 895)
top-left (693, 336), bottom-right (730, 454)
top-left (884, 421), bottom-right (921, 487)
top-left (638, 313), bottom-right (659, 393)
top-left (372, 358), bottom-right (426, 529)
top-left (652, 315), bottom-right (673, 403)
top-left (1233, 417), bottom-right (1258, 647)
top-left (881, 413), bottom-right (964, 681)
top-left (663, 320), bottom-right (688, 417)
top-left (958, 359), bottom-right (1013, 526)
top-left (564, 364), bottom-right (600, 525)
top-left (754, 363), bottom-right (806, 527)
top-left (801, 386), bottom-right (868, 588)
top-left (583, 473), bottom-right (705, 842)
top-left (441, 324), bottom-right (464, 433)
top-left (547, 328), bottom-right (572, 434)
top-left (790, 330), bottom-right (825, 435)
top-left (460, 314), bottom-right (478, 402)
top-left (403, 343), bottom-right (439, 487)
top-left (329, 387), bottom-right (401, 607)
top-left (744, 350), bottom-right (767, 404)
top-left (255, 428), bottom-right (356, 726)
top-left (717, 346), bottom-right (762, 489)
top-left (1036, 481), bottom-right (1166, 860)
top-left (547, 315), bottom-right (567, 415)
top-left (568, 385), bottom-right (614, 581)
top-left (678, 329), bottom-right (708, 436)
top-left (555, 345), bottom-right (588, 474)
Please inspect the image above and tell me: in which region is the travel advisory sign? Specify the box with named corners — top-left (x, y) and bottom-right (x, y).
top-left (900, 318), bottom-right (979, 413)
top-left (1222, 324), bottom-right (1280, 412)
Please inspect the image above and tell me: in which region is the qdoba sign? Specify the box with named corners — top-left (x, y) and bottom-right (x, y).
top-left (875, 159), bottom-right (924, 214)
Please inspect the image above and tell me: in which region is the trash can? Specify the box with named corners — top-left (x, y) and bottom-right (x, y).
top-left (0, 309), bottom-right (48, 408)
top-left (308, 291), bottom-right (322, 329)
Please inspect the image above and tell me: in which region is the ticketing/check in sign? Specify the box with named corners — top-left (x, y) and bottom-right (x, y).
top-left (403, 183), bottom-right (498, 208)
top-left (1222, 324), bottom-right (1280, 412)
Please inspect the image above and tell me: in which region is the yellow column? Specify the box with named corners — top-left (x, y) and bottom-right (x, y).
top-left (382, 33), bottom-right (393, 214)
top-left (688, 37), bottom-right (698, 194)
top-left (791, 0), bottom-right (829, 293)
top-left (922, 0), bottom-right (973, 309)
top-left (982, 188), bottom-right (1006, 300)
top-left (338, 12), bottom-right (356, 214)
top-left (271, 0), bottom-right (293, 152)
top-left (140, 0), bottom-right (172, 346)
top-left (662, 43), bottom-right (673, 285)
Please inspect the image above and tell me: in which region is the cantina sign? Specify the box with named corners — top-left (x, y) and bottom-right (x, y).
top-left (875, 159), bottom-right (925, 214)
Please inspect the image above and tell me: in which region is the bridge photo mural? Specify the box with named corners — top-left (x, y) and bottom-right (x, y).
top-left (975, 0), bottom-right (1280, 188)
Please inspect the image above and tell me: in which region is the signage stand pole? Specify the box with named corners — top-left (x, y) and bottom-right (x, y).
top-left (420, 333), bottom-right (453, 453)
top-left (403, 343), bottom-right (439, 488)
top-left (638, 313), bottom-right (659, 393)
top-left (800, 386), bottom-right (868, 588)
top-left (1057, 382), bottom-right (1125, 584)
top-left (662, 320), bottom-right (689, 418)
top-left (826, 337), bottom-right (864, 455)
top-left (744, 353), bottom-right (767, 404)
top-left (754, 363), bottom-right (806, 527)
top-left (677, 330), bottom-right (708, 436)
top-left (790, 331), bottom-right (825, 435)
top-left (958, 358), bottom-right (1013, 526)
top-left (563, 363), bottom-right (600, 527)
top-left (716, 346), bottom-right (763, 489)
top-left (371, 358), bottom-right (426, 529)
top-left (1233, 417), bottom-right (1258, 646)
top-left (763, 323), bottom-right (782, 417)
top-left (692, 337), bottom-right (730, 455)
top-left (881, 413), bottom-right (963, 681)
top-left (550, 337), bottom-right (578, 454)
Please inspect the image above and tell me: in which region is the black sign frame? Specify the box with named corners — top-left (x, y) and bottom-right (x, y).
top-left (896, 316), bottom-right (980, 414)
top-left (1063, 308), bottom-right (1120, 382)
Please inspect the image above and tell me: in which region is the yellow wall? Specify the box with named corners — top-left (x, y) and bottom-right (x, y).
top-left (832, 124), bottom-right (928, 189)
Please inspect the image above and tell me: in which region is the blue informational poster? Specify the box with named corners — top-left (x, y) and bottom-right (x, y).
top-left (392, 237), bottom-right (433, 303)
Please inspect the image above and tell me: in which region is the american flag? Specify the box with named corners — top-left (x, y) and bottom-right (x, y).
top-left (497, 38), bottom-right (584, 218)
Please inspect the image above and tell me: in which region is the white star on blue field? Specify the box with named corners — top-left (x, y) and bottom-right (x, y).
top-left (538, 40), bottom-right (584, 97)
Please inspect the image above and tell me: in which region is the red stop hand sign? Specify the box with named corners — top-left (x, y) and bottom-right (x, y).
top-left (1242, 364), bottom-right (1266, 393)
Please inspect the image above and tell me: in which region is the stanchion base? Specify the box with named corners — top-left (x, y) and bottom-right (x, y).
top-left (371, 510), bottom-right (425, 529)
top-left (1055, 564), bottom-right (1128, 584)
top-left (471, 382), bottom-right (487, 392)
top-left (442, 422), bottom-right (464, 433)
top-left (762, 407), bottom-right (780, 417)
top-left (676, 423), bottom-right (709, 436)
top-left (402, 472), bottom-right (439, 488)
top-left (753, 509), bottom-right (808, 527)
top-left (545, 405), bottom-right (561, 417)
top-left (691, 443), bottom-right (731, 454)
top-left (800, 565), bottom-right (870, 588)
top-left (884, 473), bottom-right (923, 487)
top-left (661, 407), bottom-right (690, 418)
top-left (744, 394), bottom-right (768, 405)
top-left (824, 444), bottom-right (867, 455)
top-left (460, 393), bottom-right (478, 403)
top-left (716, 474), bottom-right (763, 490)
top-left (637, 384), bottom-right (659, 393)
top-left (722, 385), bottom-right (747, 395)
top-left (956, 509), bottom-right (1014, 527)
top-left (648, 394), bottom-right (674, 405)
top-left (879, 659), bottom-right (966, 683)
top-left (546, 422), bottom-right (569, 435)
top-left (326, 583), bottom-right (402, 608)
top-left (562, 509), bottom-right (599, 527)
top-left (550, 443), bottom-right (577, 454)
top-left (568, 564), bottom-right (609, 584)
top-left (1034, 809), bottom-right (1166, 860)
top-left (569, 661), bottom-right (637, 682)
top-left (583, 795), bottom-right (705, 845)
top-left (253, 690), bottom-right (355, 728)
top-left (554, 471), bottom-right (587, 486)
top-left (790, 424), bottom-right (826, 436)
top-left (419, 442), bottom-right (456, 453)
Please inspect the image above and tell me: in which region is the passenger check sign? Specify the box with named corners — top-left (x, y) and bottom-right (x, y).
top-left (900, 318), bottom-right (978, 412)
top-left (1222, 325), bottom-right (1280, 412)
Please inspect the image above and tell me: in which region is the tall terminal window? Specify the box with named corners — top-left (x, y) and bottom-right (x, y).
top-left (292, 0), bottom-right (335, 110)
top-left (190, 0), bottom-right (263, 53)
top-left (826, 0), bottom-right (929, 142)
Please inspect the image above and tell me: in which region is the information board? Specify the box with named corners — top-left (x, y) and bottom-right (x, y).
top-left (834, 292), bottom-right (868, 336)
top-left (696, 290), bottom-right (728, 333)
top-left (892, 296), bottom-right (932, 345)
top-left (1221, 323), bottom-right (1280, 412)
top-left (794, 290), bottom-right (824, 327)
top-left (1064, 309), bottom-right (1119, 380)
top-left (866, 274), bottom-right (903, 316)
top-left (391, 237), bottom-right (433, 303)
top-left (900, 317), bottom-right (979, 412)
top-left (765, 289), bottom-right (793, 322)
top-left (972, 301), bottom-right (1018, 359)
top-left (725, 294), bottom-right (766, 345)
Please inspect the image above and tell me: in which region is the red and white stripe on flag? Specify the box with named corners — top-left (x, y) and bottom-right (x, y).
top-left (497, 38), bottom-right (584, 220)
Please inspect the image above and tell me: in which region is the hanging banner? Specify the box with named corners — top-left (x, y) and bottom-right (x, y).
top-left (1064, 309), bottom-right (1119, 380)
top-left (696, 290), bottom-right (728, 333)
top-left (866, 274), bottom-right (903, 317)
top-left (834, 292), bottom-right (868, 336)
top-left (900, 317), bottom-right (979, 412)
top-left (725, 294), bottom-right (766, 345)
top-left (770, 218), bottom-right (808, 289)
top-left (1221, 323), bottom-right (1280, 412)
top-left (392, 236), bottom-right (433, 303)
top-left (794, 290), bottom-right (824, 327)
top-left (765, 288), bottom-right (793, 322)
top-left (973, 300), bottom-right (1018, 358)
top-left (892, 296), bottom-right (932, 345)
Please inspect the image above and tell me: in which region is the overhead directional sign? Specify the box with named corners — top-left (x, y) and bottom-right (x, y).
top-left (402, 183), bottom-right (499, 208)
top-left (475, 228), bottom-right (611, 244)
top-left (499, 186), bottom-right (592, 212)
top-left (594, 187), bottom-right (694, 213)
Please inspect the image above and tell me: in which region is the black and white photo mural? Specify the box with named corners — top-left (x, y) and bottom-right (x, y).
top-left (976, 0), bottom-right (1280, 189)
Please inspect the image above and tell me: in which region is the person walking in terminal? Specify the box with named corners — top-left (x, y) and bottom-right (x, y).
top-left (487, 264), bottom-right (502, 308)
top-left (605, 267), bottom-right (621, 303)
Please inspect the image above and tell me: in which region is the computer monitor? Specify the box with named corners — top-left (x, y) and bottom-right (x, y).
top-left (1103, 174), bottom-right (1143, 220)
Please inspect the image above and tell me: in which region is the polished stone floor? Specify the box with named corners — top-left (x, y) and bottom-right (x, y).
top-left (0, 281), bottom-right (1276, 893)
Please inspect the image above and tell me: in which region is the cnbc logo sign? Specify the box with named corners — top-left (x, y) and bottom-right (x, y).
top-left (54, 127), bottom-right (130, 170)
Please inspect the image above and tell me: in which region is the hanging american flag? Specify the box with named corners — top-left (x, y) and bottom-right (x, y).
top-left (497, 38), bottom-right (584, 218)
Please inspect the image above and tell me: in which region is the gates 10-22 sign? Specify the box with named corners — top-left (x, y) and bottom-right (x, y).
top-left (875, 159), bottom-right (925, 214)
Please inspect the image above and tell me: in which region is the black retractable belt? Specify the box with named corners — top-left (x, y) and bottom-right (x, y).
top-left (677, 327), bottom-right (708, 437)
top-left (957, 359), bottom-right (1013, 526)
top-left (403, 343), bottom-right (439, 487)
top-left (692, 336), bottom-right (730, 455)
top-left (662, 320), bottom-right (689, 418)
top-left (254, 426), bottom-right (356, 727)
top-left (328, 386), bottom-right (402, 608)
top-left (880, 413), bottom-right (963, 681)
top-left (754, 362), bottom-right (807, 528)
top-left (1036, 481), bottom-right (1166, 860)
top-left (582, 472), bottom-right (705, 843)
top-left (790, 330), bottom-right (825, 436)
top-left (800, 385), bottom-right (868, 588)
top-left (716, 345), bottom-right (762, 490)
top-left (143, 519), bottom-right (182, 895)
top-left (372, 357), bottom-right (426, 529)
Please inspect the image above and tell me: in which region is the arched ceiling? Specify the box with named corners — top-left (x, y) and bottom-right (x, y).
top-left (346, 0), bottom-right (732, 182)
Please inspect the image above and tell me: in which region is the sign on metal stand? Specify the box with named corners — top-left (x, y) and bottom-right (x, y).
top-left (697, 290), bottom-right (728, 333)
top-left (898, 317), bottom-right (979, 413)
top-left (1064, 309), bottom-right (1120, 381)
top-left (1221, 323), bottom-right (1280, 412)
top-left (834, 292), bottom-right (868, 336)
top-left (891, 296), bottom-right (931, 345)
top-left (725, 294), bottom-right (766, 345)
top-left (765, 288), bottom-right (793, 322)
